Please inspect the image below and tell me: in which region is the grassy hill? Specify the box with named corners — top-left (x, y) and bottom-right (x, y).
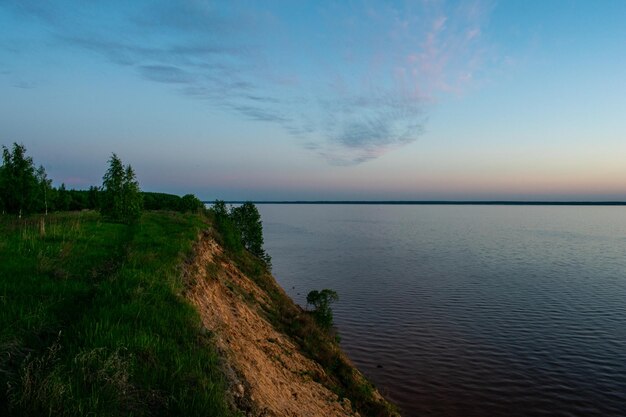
top-left (1, 210), bottom-right (397, 417)
top-left (0, 211), bottom-right (232, 417)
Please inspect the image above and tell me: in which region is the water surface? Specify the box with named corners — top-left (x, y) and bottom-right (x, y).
top-left (258, 205), bottom-right (626, 417)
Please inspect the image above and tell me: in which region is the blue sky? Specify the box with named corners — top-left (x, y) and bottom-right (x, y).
top-left (1, 0), bottom-right (625, 200)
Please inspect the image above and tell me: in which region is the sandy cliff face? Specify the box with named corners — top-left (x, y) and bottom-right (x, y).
top-left (185, 233), bottom-right (363, 417)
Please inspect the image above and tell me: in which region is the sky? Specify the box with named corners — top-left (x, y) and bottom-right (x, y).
top-left (1, 0), bottom-right (625, 201)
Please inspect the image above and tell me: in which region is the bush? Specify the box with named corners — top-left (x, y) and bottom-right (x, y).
top-left (306, 289), bottom-right (339, 330)
top-left (179, 194), bottom-right (204, 213)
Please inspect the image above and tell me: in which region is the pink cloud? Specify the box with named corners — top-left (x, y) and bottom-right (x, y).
top-left (467, 28), bottom-right (480, 40)
top-left (432, 16), bottom-right (448, 31)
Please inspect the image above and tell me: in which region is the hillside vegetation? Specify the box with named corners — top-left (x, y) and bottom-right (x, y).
top-left (193, 219), bottom-right (398, 417)
top-left (1, 210), bottom-right (398, 416)
top-left (1, 144), bottom-right (397, 416)
top-left (0, 211), bottom-right (232, 416)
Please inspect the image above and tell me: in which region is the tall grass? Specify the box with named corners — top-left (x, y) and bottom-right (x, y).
top-left (0, 211), bottom-right (233, 417)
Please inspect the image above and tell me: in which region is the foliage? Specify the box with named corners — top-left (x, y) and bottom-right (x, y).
top-left (210, 200), bottom-right (272, 266)
top-left (212, 199), bottom-right (228, 218)
top-left (87, 186), bottom-right (99, 209)
top-left (142, 192), bottom-right (185, 211)
top-left (35, 165), bottom-right (52, 215)
top-left (211, 200), bottom-right (243, 253)
top-left (35, 187), bottom-right (203, 215)
top-left (230, 202), bottom-right (265, 258)
top-left (101, 153), bottom-right (125, 217)
top-left (0, 211), bottom-right (232, 417)
top-left (57, 183), bottom-right (71, 211)
top-left (236, 253), bottom-right (395, 417)
top-left (180, 194), bottom-right (204, 213)
top-left (122, 165), bottom-right (142, 221)
top-left (100, 154), bottom-right (142, 223)
top-left (0, 143), bottom-right (39, 217)
top-left (0, 145), bottom-right (206, 217)
top-left (306, 289), bottom-right (339, 330)
top-left (142, 192), bottom-right (205, 213)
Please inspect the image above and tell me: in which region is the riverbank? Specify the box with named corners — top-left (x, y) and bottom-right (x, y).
top-left (0, 210), bottom-right (397, 416)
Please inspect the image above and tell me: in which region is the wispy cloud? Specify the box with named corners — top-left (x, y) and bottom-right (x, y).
top-left (1, 0), bottom-right (494, 165)
top-left (230, 105), bottom-right (291, 123)
top-left (12, 80), bottom-right (38, 89)
top-left (139, 65), bottom-right (196, 84)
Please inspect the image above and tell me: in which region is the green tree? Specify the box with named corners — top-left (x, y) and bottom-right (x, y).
top-left (142, 192), bottom-right (181, 211)
top-left (122, 165), bottom-right (142, 222)
top-left (67, 189), bottom-right (87, 210)
top-left (87, 186), bottom-right (100, 210)
top-left (179, 194), bottom-right (203, 213)
top-left (230, 202), bottom-right (265, 258)
top-left (0, 143), bottom-right (38, 217)
top-left (212, 199), bottom-right (229, 218)
top-left (211, 200), bottom-right (242, 253)
top-left (306, 289), bottom-right (339, 330)
top-left (100, 153), bottom-right (142, 223)
top-left (35, 165), bottom-right (52, 215)
top-left (101, 153), bottom-right (125, 219)
top-left (0, 167), bottom-right (3, 213)
top-left (56, 183), bottom-right (71, 211)
top-left (210, 201), bottom-right (271, 266)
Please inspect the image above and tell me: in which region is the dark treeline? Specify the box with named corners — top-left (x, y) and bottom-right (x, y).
top-left (0, 142), bottom-right (204, 219)
top-left (143, 192), bottom-right (204, 213)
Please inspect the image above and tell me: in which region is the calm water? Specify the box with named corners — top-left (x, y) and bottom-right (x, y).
top-left (257, 205), bottom-right (626, 417)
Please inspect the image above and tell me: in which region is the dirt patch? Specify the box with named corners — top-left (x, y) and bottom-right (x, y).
top-left (186, 234), bottom-right (359, 417)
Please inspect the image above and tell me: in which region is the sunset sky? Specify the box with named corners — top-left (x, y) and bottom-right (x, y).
top-left (1, 0), bottom-right (625, 200)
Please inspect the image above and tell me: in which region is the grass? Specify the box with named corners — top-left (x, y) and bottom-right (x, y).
top-left (0, 211), bottom-right (233, 417)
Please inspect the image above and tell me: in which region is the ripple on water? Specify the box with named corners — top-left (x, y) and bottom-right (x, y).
top-left (260, 205), bottom-right (626, 417)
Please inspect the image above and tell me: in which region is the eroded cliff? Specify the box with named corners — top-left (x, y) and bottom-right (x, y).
top-left (184, 231), bottom-right (397, 417)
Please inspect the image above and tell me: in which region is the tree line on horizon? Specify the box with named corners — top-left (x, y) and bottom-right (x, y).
top-left (1, 142), bottom-right (273, 267)
top-left (0, 142), bottom-right (204, 222)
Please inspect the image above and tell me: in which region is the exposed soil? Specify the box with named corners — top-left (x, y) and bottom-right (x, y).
top-left (185, 233), bottom-right (361, 417)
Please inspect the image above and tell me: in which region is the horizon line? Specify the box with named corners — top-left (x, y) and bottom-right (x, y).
top-left (202, 200), bottom-right (626, 206)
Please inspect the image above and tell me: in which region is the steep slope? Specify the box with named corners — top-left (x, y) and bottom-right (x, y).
top-left (185, 231), bottom-right (397, 417)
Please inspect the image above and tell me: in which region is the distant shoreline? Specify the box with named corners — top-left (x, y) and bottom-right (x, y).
top-left (204, 201), bottom-right (626, 206)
